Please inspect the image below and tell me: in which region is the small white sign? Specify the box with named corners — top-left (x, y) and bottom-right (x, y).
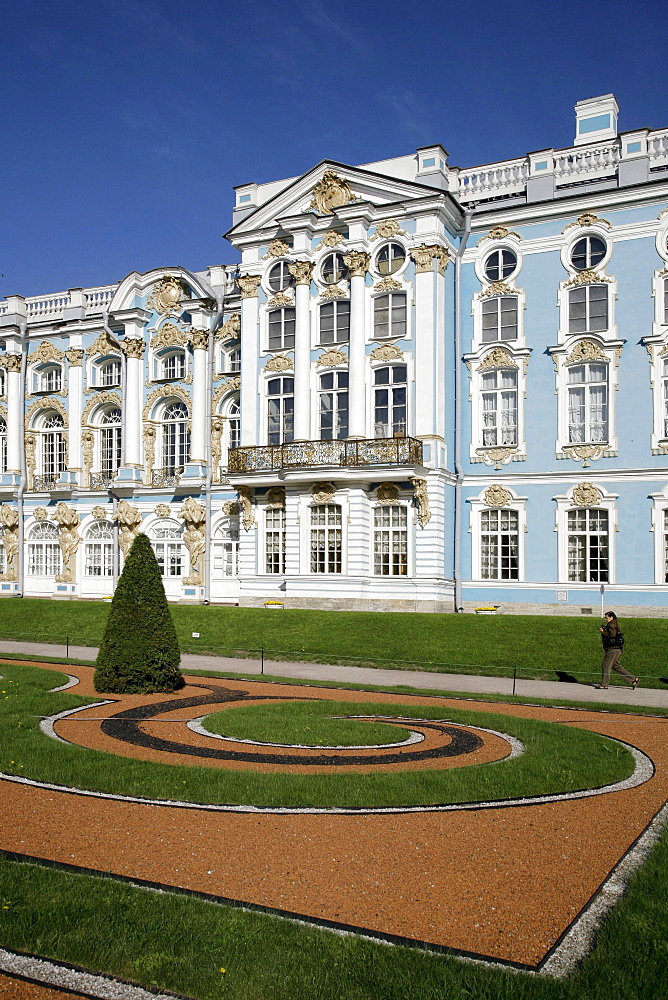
top-left (556, 591), bottom-right (568, 602)
top-left (192, 632), bottom-right (200, 638)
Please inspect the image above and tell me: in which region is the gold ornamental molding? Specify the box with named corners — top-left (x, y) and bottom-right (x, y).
top-left (562, 213), bottom-right (611, 233)
top-left (476, 225), bottom-right (522, 245)
top-left (223, 499), bottom-right (240, 517)
top-left (154, 503), bottom-right (171, 518)
top-left (320, 285), bottom-right (346, 300)
top-left (150, 323), bottom-right (187, 350)
top-left (410, 245), bottom-right (450, 274)
top-left (411, 478), bottom-right (431, 528)
top-left (343, 251), bottom-right (370, 278)
top-left (376, 482), bottom-right (400, 505)
top-left (30, 341), bottom-right (65, 364)
top-left (142, 384), bottom-right (191, 421)
top-left (288, 261), bottom-right (314, 286)
top-left (309, 171), bottom-right (358, 215)
top-left (211, 417), bottom-right (223, 483)
top-left (81, 391), bottom-right (122, 426)
top-left (121, 338), bottom-right (145, 359)
top-left (267, 291), bottom-right (294, 308)
top-left (483, 484), bottom-right (512, 507)
top-left (565, 340), bottom-right (608, 365)
top-left (370, 344), bottom-right (402, 362)
top-left (92, 505), bottom-right (109, 520)
top-left (564, 269), bottom-right (612, 287)
top-left (189, 329), bottom-right (209, 351)
top-left (317, 231), bottom-right (346, 251)
top-left (374, 277), bottom-right (402, 292)
top-left (479, 280), bottom-right (518, 298)
top-left (317, 349), bottom-right (347, 368)
top-left (213, 378), bottom-right (240, 408)
top-left (264, 355), bottom-right (293, 373)
top-left (266, 486), bottom-right (286, 509)
top-left (477, 348), bottom-right (518, 371)
top-left (147, 276), bottom-right (188, 316)
top-left (65, 348), bottom-right (84, 366)
top-left (561, 444), bottom-right (606, 468)
top-left (85, 330), bottom-right (120, 359)
top-left (263, 239), bottom-right (291, 259)
top-left (370, 220), bottom-right (407, 242)
top-left (237, 486), bottom-right (255, 531)
top-left (1, 354), bottom-right (22, 373)
top-left (216, 314), bottom-right (241, 341)
top-left (478, 447), bottom-right (518, 470)
top-left (237, 275), bottom-right (262, 299)
top-left (311, 482), bottom-right (336, 504)
top-left (25, 396), bottom-right (68, 429)
top-left (571, 482), bottom-right (602, 507)
top-left (82, 429), bottom-right (94, 485)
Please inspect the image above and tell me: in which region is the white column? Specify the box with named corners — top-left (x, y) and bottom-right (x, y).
top-left (238, 276), bottom-right (261, 446)
top-left (289, 261), bottom-right (314, 441)
top-left (65, 348), bottom-right (84, 483)
top-left (411, 245), bottom-right (450, 443)
top-left (188, 330), bottom-right (208, 467)
top-left (4, 354), bottom-right (22, 476)
top-left (121, 337), bottom-right (144, 473)
top-left (344, 251), bottom-right (369, 439)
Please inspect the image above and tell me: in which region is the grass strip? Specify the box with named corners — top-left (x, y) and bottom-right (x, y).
top-left (1, 829), bottom-right (668, 1000)
top-left (0, 664), bottom-right (634, 809)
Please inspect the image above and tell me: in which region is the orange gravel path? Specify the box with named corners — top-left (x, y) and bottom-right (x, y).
top-left (1, 662), bottom-right (667, 970)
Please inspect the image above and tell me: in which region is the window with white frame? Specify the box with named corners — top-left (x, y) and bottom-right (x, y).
top-left (150, 520), bottom-right (185, 577)
top-left (84, 520), bottom-right (114, 576)
top-left (569, 284), bottom-right (608, 334)
top-left (481, 368), bottom-right (517, 446)
top-left (265, 507), bottom-right (285, 573)
top-left (319, 371), bottom-right (348, 440)
top-left (567, 507), bottom-right (609, 582)
top-left (97, 358), bottom-right (121, 387)
top-left (483, 248), bottom-right (517, 282)
top-left (226, 397), bottom-right (240, 454)
top-left (268, 261), bottom-right (293, 292)
top-left (373, 506), bottom-right (408, 576)
top-left (39, 412), bottom-right (66, 476)
top-left (310, 504), bottom-right (342, 573)
top-left (663, 276), bottom-right (668, 326)
top-left (319, 301), bottom-right (350, 344)
top-left (267, 377), bottom-right (294, 445)
top-left (376, 243), bottom-right (406, 276)
top-left (99, 407), bottom-right (122, 478)
top-left (481, 295), bottom-right (518, 342)
top-left (213, 517), bottom-right (239, 577)
top-left (0, 370), bottom-right (5, 396)
top-left (268, 308), bottom-right (295, 351)
top-left (480, 508), bottom-right (519, 580)
top-left (373, 293), bottom-right (407, 339)
top-left (0, 417), bottom-right (6, 474)
top-left (224, 347), bottom-right (241, 373)
top-left (662, 357), bottom-right (668, 439)
top-left (160, 351), bottom-right (186, 381)
top-left (27, 522), bottom-right (61, 576)
top-left (321, 253), bottom-right (348, 285)
top-left (570, 235), bottom-right (607, 272)
top-left (37, 365), bottom-right (62, 393)
top-left (374, 366), bottom-right (407, 438)
top-left (161, 401), bottom-right (190, 473)
top-left (567, 363), bottom-right (608, 443)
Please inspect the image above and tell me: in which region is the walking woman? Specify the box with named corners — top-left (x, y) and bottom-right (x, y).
top-left (596, 611), bottom-right (639, 690)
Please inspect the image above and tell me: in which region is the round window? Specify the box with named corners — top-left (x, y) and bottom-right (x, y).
top-left (268, 261), bottom-right (293, 292)
top-left (321, 253), bottom-right (348, 285)
top-left (571, 236), bottom-right (607, 272)
top-left (377, 242), bottom-right (406, 276)
top-left (484, 248), bottom-right (517, 282)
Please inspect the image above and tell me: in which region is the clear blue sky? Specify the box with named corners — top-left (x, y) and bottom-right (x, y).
top-left (2, 0), bottom-right (666, 298)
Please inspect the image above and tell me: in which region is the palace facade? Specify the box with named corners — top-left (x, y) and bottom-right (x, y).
top-left (2, 94), bottom-right (668, 615)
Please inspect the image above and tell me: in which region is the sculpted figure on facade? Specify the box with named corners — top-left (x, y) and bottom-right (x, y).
top-left (143, 424), bottom-right (156, 484)
top-left (217, 313), bottom-right (241, 341)
top-left (411, 478), bottom-right (431, 527)
top-left (266, 486), bottom-right (286, 509)
top-left (309, 171), bottom-right (357, 214)
top-left (116, 500), bottom-right (142, 557)
top-left (154, 503), bottom-right (171, 518)
top-left (54, 502), bottom-right (80, 583)
top-left (82, 429), bottom-right (95, 486)
top-left (180, 497), bottom-right (206, 585)
top-left (92, 506), bottom-right (108, 520)
top-left (223, 500), bottom-right (239, 516)
top-left (311, 482), bottom-right (335, 504)
top-left (65, 348), bottom-right (84, 367)
top-left (0, 504), bottom-right (19, 581)
top-left (33, 507), bottom-right (48, 521)
top-left (263, 239), bottom-right (291, 259)
top-left (237, 486), bottom-right (255, 531)
top-left (25, 434), bottom-right (36, 490)
top-left (211, 416), bottom-right (223, 483)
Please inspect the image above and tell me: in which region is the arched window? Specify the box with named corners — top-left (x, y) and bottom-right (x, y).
top-left (84, 520), bottom-right (114, 576)
top-left (39, 412), bottom-right (66, 477)
top-left (36, 364), bottom-right (62, 393)
top-left (373, 366), bottom-right (407, 438)
top-left (161, 401), bottom-right (190, 474)
top-left (149, 519), bottom-right (185, 577)
top-left (213, 516), bottom-right (239, 577)
top-left (0, 418), bottom-right (6, 474)
top-left (158, 350), bottom-right (186, 381)
top-left (310, 504), bottom-right (342, 573)
top-left (27, 522), bottom-right (61, 577)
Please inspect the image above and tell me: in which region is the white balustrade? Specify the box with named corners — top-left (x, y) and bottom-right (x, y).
top-left (648, 129), bottom-right (668, 169)
top-left (84, 286), bottom-right (116, 311)
top-left (25, 293), bottom-right (71, 318)
top-left (554, 142), bottom-right (620, 185)
top-left (457, 158), bottom-right (528, 201)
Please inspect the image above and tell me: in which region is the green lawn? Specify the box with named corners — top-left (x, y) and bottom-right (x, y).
top-left (0, 598), bottom-right (667, 686)
top-left (0, 663), bottom-right (635, 808)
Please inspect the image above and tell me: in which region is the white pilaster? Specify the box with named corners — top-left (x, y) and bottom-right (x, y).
top-left (344, 251), bottom-right (370, 438)
top-left (5, 356), bottom-right (22, 477)
top-left (238, 276), bottom-right (261, 446)
top-left (289, 261), bottom-right (314, 441)
top-left (411, 245), bottom-right (450, 444)
top-left (185, 330), bottom-right (208, 474)
top-left (65, 347), bottom-right (84, 483)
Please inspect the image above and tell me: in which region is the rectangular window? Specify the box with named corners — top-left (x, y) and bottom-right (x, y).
top-left (481, 369), bottom-right (517, 446)
top-left (481, 296), bottom-right (518, 342)
top-left (567, 363), bottom-right (608, 443)
top-left (481, 509), bottom-right (519, 580)
top-left (28, 543), bottom-right (61, 577)
top-left (374, 366), bottom-right (407, 438)
top-left (162, 354), bottom-right (186, 380)
top-left (100, 361), bottom-right (121, 386)
top-left (663, 278), bottom-right (668, 325)
top-left (310, 504), bottom-right (342, 573)
top-left (319, 371), bottom-right (349, 440)
top-left (319, 301), bottom-right (350, 344)
top-left (268, 309), bottom-right (296, 351)
top-left (374, 506), bottom-right (408, 576)
top-left (42, 368), bottom-right (62, 393)
top-left (373, 294), bottom-right (407, 339)
top-left (267, 377), bottom-right (294, 446)
top-left (44, 433), bottom-right (66, 476)
top-left (213, 542), bottom-right (238, 576)
top-left (568, 285), bottom-right (608, 334)
top-left (567, 508), bottom-right (608, 582)
top-left (85, 543), bottom-right (114, 576)
top-left (265, 507), bottom-right (285, 574)
top-left (154, 542), bottom-right (183, 576)
top-left (101, 427), bottom-right (122, 476)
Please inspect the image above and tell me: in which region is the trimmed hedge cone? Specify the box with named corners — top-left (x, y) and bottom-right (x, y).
top-left (94, 533), bottom-right (184, 693)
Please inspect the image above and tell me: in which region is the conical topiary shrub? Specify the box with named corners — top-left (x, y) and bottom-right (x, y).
top-left (94, 532), bottom-right (184, 693)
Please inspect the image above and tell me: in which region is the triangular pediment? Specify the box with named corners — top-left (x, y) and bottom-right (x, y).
top-left (226, 160), bottom-right (447, 242)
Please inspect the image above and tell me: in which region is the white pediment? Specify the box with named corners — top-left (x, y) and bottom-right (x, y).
top-left (226, 160), bottom-right (446, 241)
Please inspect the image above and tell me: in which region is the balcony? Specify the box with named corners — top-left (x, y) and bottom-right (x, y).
top-left (90, 472), bottom-right (117, 490)
top-left (152, 466), bottom-right (184, 488)
top-left (32, 474), bottom-right (63, 492)
top-left (228, 437), bottom-right (423, 474)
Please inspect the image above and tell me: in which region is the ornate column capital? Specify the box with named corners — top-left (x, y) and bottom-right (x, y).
top-left (121, 338), bottom-right (145, 359)
top-left (2, 354), bottom-right (22, 373)
top-left (189, 329), bottom-right (209, 350)
top-left (343, 250), bottom-right (370, 278)
top-left (237, 274), bottom-right (262, 298)
top-left (410, 244), bottom-right (450, 274)
top-left (65, 348), bottom-right (84, 366)
top-left (288, 260), bottom-right (314, 285)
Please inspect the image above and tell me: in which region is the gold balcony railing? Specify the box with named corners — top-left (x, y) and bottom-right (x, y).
top-left (228, 436), bottom-right (423, 474)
